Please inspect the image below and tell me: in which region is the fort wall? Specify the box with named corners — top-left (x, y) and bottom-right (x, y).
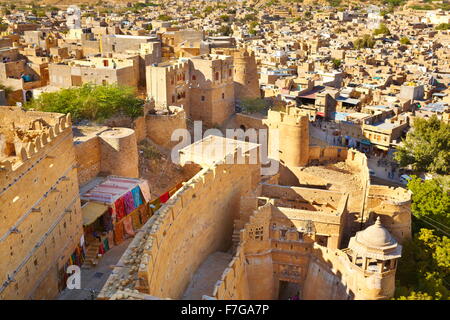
top-left (0, 109), bottom-right (83, 299)
top-left (144, 106), bottom-right (187, 148)
top-left (366, 185), bottom-right (412, 243)
top-left (100, 154), bottom-right (261, 299)
top-left (74, 136), bottom-right (101, 186)
top-left (98, 128), bottom-right (139, 178)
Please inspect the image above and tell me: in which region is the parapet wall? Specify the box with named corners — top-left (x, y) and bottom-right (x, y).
top-left (0, 108), bottom-right (83, 299)
top-left (0, 110), bottom-right (72, 187)
top-left (74, 136), bottom-right (101, 186)
top-left (73, 127), bottom-right (139, 185)
top-left (366, 185), bottom-right (412, 243)
top-left (144, 106), bottom-right (187, 148)
top-left (308, 145), bottom-right (348, 164)
top-left (99, 155), bottom-right (261, 300)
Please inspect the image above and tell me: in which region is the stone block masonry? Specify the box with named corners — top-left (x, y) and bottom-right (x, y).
top-left (0, 108), bottom-right (83, 299)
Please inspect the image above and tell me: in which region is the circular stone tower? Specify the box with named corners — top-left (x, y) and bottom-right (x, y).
top-left (99, 127), bottom-right (139, 178)
top-left (233, 48), bottom-right (261, 100)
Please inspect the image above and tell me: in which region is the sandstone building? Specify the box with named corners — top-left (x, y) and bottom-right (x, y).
top-left (146, 54), bottom-right (235, 127)
top-left (98, 105), bottom-right (411, 300)
top-left (0, 107), bottom-right (83, 299)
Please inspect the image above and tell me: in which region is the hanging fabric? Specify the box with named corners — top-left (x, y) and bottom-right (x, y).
top-left (138, 181), bottom-right (151, 203)
top-left (114, 197), bottom-right (126, 221)
top-left (131, 208), bottom-right (142, 230)
top-left (131, 186), bottom-right (143, 208)
top-left (159, 192), bottom-right (169, 204)
top-left (123, 191), bottom-right (135, 215)
top-left (123, 216), bottom-right (135, 237)
top-left (114, 222), bottom-right (124, 245)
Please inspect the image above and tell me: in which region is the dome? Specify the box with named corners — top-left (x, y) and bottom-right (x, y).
top-left (356, 217), bottom-right (396, 248)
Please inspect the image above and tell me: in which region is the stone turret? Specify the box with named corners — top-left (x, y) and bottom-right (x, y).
top-left (347, 217), bottom-right (402, 300)
top-left (233, 48), bottom-right (260, 100)
top-left (264, 105), bottom-right (310, 167)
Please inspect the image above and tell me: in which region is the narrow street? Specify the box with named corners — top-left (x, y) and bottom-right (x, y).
top-left (57, 239), bottom-right (132, 300)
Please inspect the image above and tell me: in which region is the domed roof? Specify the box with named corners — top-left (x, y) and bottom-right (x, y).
top-left (356, 217), bottom-right (396, 248)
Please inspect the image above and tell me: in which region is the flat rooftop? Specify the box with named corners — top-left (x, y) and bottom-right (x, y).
top-left (179, 135), bottom-right (260, 167)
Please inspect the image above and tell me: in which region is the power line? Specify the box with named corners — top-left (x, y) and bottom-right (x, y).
top-left (416, 217), bottom-right (450, 237)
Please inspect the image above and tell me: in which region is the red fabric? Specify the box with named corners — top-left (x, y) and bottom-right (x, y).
top-left (159, 192), bottom-right (169, 203)
top-left (114, 197), bottom-right (126, 221)
top-left (98, 243), bottom-right (105, 255)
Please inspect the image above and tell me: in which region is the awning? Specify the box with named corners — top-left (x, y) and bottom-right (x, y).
top-left (82, 202), bottom-right (108, 226)
top-left (316, 112), bottom-right (325, 117)
top-left (360, 139), bottom-right (371, 146)
top-left (375, 145), bottom-right (389, 151)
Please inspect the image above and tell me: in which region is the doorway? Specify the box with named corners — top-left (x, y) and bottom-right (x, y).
top-left (278, 280), bottom-right (301, 300)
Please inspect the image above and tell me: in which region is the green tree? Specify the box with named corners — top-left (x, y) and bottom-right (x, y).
top-left (331, 58), bottom-right (342, 69)
top-left (327, 0), bottom-right (342, 7)
top-left (394, 115), bottom-right (450, 174)
top-left (395, 228), bottom-right (450, 300)
top-left (25, 84), bottom-right (144, 122)
top-left (373, 23), bottom-right (391, 36)
top-left (240, 98), bottom-right (267, 114)
top-left (204, 6), bottom-right (214, 15)
top-left (217, 25), bottom-right (232, 36)
top-left (400, 37), bottom-right (411, 45)
top-left (353, 34), bottom-right (376, 49)
top-left (220, 14), bottom-right (230, 22)
top-left (157, 14), bottom-right (172, 21)
top-left (435, 23), bottom-right (450, 31)
top-left (407, 177), bottom-right (450, 229)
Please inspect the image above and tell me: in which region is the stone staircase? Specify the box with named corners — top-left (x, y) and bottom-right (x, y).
top-left (82, 242), bottom-right (102, 268)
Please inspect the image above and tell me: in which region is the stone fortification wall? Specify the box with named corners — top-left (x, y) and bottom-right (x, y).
top-left (74, 136), bottom-right (101, 186)
top-left (308, 145), bottom-right (348, 164)
top-left (98, 128), bottom-right (139, 178)
top-left (0, 110), bottom-right (83, 299)
top-left (366, 186), bottom-right (412, 243)
top-left (144, 106), bottom-right (187, 148)
top-left (73, 127), bottom-right (139, 185)
top-left (100, 152), bottom-right (260, 300)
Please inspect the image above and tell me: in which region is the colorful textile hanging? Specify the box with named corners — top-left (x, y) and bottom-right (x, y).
top-left (138, 181), bottom-right (151, 203)
top-left (140, 206), bottom-right (149, 224)
top-left (123, 216), bottom-right (135, 237)
top-left (114, 197), bottom-right (126, 221)
top-left (131, 209), bottom-right (142, 230)
top-left (131, 186), bottom-right (143, 208)
top-left (123, 191), bottom-right (135, 215)
top-left (114, 222), bottom-right (124, 245)
top-left (109, 206), bottom-right (117, 224)
top-left (103, 237), bottom-right (109, 252)
top-left (159, 192), bottom-right (169, 204)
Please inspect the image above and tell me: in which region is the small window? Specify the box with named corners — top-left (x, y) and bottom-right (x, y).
top-left (192, 75), bottom-right (196, 81)
top-left (215, 72), bottom-right (219, 81)
top-left (222, 93), bottom-right (225, 99)
top-left (201, 96), bottom-right (205, 102)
